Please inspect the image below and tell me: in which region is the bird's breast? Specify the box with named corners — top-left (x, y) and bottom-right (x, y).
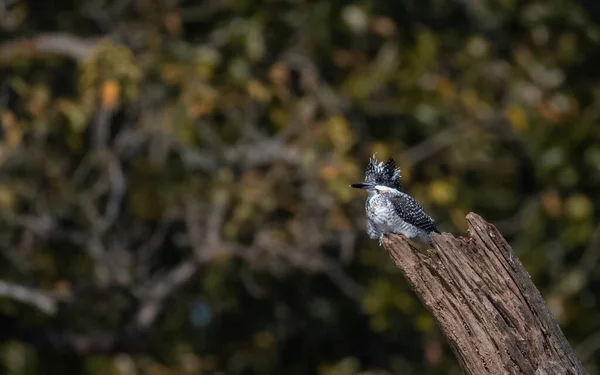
top-left (366, 195), bottom-right (391, 221)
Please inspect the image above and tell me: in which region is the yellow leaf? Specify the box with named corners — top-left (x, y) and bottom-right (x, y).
top-left (1, 111), bottom-right (22, 147)
top-left (416, 29), bottom-right (438, 63)
top-left (161, 63), bottom-right (181, 84)
top-left (57, 99), bottom-right (87, 132)
top-left (436, 77), bottom-right (455, 102)
top-left (460, 89), bottom-right (479, 113)
top-left (505, 104), bottom-right (528, 132)
top-left (247, 79), bottom-right (271, 103)
top-left (269, 107), bottom-right (289, 129)
top-left (429, 180), bottom-right (457, 205)
top-left (327, 115), bottom-right (355, 151)
top-left (100, 80), bottom-right (120, 110)
top-left (565, 194), bottom-right (592, 219)
top-left (193, 61), bottom-right (215, 80)
top-left (0, 185), bottom-right (15, 209)
top-left (26, 85), bottom-right (50, 117)
top-left (0, 111), bottom-right (16, 130)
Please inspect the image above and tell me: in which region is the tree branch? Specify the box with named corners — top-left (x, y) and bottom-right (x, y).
top-left (131, 259), bottom-right (196, 331)
top-left (0, 33), bottom-right (98, 63)
top-left (382, 213), bottom-right (587, 375)
top-left (0, 280), bottom-right (61, 315)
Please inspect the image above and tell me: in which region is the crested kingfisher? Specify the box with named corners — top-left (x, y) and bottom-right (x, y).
top-left (351, 155), bottom-right (440, 244)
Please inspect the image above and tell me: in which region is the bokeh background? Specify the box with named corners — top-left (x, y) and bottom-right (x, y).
top-left (0, 0), bottom-right (600, 374)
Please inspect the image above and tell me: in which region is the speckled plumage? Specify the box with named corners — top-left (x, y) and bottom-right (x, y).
top-left (353, 155), bottom-right (439, 244)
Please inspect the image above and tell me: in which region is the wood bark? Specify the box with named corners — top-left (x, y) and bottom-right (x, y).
top-left (382, 212), bottom-right (587, 375)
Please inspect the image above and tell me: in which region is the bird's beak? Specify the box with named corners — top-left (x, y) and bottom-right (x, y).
top-left (350, 182), bottom-right (373, 189)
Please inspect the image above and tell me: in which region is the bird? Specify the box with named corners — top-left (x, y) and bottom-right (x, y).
top-left (350, 154), bottom-right (440, 245)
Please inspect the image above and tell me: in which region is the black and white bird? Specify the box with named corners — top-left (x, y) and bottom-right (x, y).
top-left (351, 155), bottom-right (440, 244)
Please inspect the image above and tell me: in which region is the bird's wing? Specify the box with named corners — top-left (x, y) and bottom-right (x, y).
top-left (389, 193), bottom-right (439, 233)
top-left (366, 218), bottom-right (381, 239)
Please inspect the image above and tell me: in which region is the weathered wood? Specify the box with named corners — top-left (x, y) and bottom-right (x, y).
top-left (382, 212), bottom-right (587, 375)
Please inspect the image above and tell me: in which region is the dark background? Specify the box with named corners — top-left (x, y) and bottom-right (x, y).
top-left (1, 0), bottom-right (600, 374)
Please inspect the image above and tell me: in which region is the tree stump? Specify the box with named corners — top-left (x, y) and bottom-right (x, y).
top-left (382, 213), bottom-right (587, 375)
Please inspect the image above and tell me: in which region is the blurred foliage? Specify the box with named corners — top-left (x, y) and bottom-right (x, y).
top-left (0, 0), bottom-right (600, 374)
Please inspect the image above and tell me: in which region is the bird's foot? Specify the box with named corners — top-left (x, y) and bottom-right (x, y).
top-left (378, 234), bottom-right (384, 246)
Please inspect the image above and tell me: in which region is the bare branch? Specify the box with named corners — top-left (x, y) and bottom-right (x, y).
top-left (130, 191), bottom-right (234, 332)
top-left (87, 236), bottom-right (112, 286)
top-left (0, 280), bottom-right (62, 315)
top-left (204, 191), bottom-right (229, 249)
top-left (135, 213), bottom-right (173, 280)
top-left (224, 138), bottom-right (300, 169)
top-left (184, 196), bottom-right (203, 254)
top-left (0, 33), bottom-right (98, 63)
top-left (400, 125), bottom-right (468, 166)
top-left (132, 259), bottom-right (196, 330)
top-left (105, 152), bottom-right (126, 221)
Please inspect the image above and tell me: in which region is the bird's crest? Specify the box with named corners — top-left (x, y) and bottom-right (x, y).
top-left (365, 154), bottom-right (401, 189)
